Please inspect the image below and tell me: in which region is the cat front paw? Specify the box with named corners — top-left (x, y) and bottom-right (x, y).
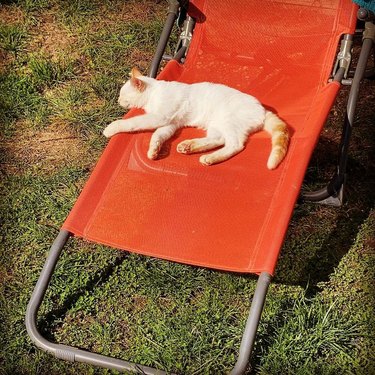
top-left (103, 123), bottom-right (117, 138)
top-left (147, 141), bottom-right (161, 160)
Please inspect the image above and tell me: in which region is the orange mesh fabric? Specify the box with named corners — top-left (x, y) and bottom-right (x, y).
top-left (63, 0), bottom-right (357, 274)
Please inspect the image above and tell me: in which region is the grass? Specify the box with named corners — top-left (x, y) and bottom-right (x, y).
top-left (28, 54), bottom-right (77, 89)
top-left (1, 1), bottom-right (374, 374)
top-left (0, 22), bottom-right (26, 53)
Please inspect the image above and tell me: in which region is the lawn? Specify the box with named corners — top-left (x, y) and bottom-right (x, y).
top-left (0, 1), bottom-right (374, 374)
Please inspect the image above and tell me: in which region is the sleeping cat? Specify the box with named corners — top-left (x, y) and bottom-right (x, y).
top-left (103, 67), bottom-right (289, 168)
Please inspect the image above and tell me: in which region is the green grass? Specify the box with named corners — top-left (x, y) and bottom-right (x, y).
top-left (0, 52), bottom-right (78, 134)
top-left (0, 71), bottom-right (48, 134)
top-left (1, 1), bottom-right (374, 374)
top-left (0, 22), bottom-right (26, 53)
top-left (5, 0), bottom-right (50, 13)
top-left (28, 54), bottom-right (77, 89)
top-left (259, 212), bottom-right (375, 374)
top-left (82, 19), bottom-right (164, 79)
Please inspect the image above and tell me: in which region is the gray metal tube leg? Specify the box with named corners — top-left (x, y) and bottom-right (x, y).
top-left (149, 0), bottom-right (180, 78)
top-left (302, 23), bottom-right (375, 205)
top-left (25, 230), bottom-right (167, 375)
top-left (230, 272), bottom-right (272, 375)
top-left (26, 230), bottom-right (70, 353)
top-left (26, 230), bottom-right (272, 374)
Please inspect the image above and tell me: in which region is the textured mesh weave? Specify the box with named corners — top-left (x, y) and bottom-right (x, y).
top-left (63, 0), bottom-right (357, 274)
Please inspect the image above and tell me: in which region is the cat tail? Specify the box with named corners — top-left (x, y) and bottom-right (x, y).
top-left (263, 111), bottom-right (290, 170)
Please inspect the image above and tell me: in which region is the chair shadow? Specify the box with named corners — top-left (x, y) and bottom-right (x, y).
top-left (38, 246), bottom-right (130, 341)
top-left (248, 147), bottom-right (374, 374)
top-left (272, 135), bottom-right (374, 293)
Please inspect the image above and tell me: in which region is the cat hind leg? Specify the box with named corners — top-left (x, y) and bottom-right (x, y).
top-left (177, 137), bottom-right (225, 154)
top-left (199, 143), bottom-right (245, 165)
top-left (177, 128), bottom-right (225, 154)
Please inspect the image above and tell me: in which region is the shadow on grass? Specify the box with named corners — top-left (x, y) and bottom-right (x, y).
top-left (274, 147), bottom-right (374, 292)
top-left (39, 248), bottom-right (129, 342)
top-left (274, 70), bottom-right (375, 290)
top-left (250, 78), bottom-right (375, 373)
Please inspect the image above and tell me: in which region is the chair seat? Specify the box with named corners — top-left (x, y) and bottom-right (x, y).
top-left (63, 0), bottom-right (357, 274)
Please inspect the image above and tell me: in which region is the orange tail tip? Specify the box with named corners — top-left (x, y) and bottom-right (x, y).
top-left (264, 111), bottom-right (290, 170)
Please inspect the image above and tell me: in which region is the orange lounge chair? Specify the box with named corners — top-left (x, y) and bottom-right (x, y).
top-left (26, 1), bottom-right (374, 374)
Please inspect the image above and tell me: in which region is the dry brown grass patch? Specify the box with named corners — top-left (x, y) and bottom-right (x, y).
top-left (2, 121), bottom-right (90, 175)
top-left (99, 0), bottom-right (165, 25)
top-left (0, 4), bottom-right (25, 25)
top-left (28, 9), bottom-right (79, 60)
top-left (130, 48), bottom-right (154, 71)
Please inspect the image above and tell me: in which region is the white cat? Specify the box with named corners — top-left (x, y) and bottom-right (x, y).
top-left (103, 68), bottom-right (289, 168)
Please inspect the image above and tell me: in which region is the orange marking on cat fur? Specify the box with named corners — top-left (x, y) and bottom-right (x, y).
top-left (130, 67), bottom-right (146, 92)
top-left (264, 112), bottom-right (289, 169)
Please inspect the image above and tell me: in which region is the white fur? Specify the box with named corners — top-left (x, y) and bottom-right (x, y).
top-left (103, 74), bottom-right (283, 167)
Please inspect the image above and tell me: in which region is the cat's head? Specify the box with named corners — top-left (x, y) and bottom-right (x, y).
top-left (118, 67), bottom-right (148, 109)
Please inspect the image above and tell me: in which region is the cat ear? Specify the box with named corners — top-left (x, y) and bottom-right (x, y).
top-left (130, 67), bottom-right (146, 92)
top-left (130, 67), bottom-right (142, 78)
